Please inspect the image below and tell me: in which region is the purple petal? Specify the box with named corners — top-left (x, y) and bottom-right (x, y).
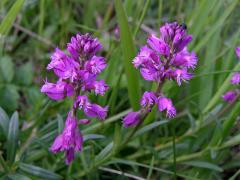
top-left (231, 72), bottom-right (240, 85)
top-left (123, 111), bottom-right (141, 128)
top-left (236, 46), bottom-right (240, 58)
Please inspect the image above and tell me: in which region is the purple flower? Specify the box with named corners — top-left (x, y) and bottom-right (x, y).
top-left (140, 91), bottom-right (157, 110)
top-left (41, 80), bottom-right (74, 100)
top-left (50, 134), bottom-right (63, 153)
top-left (157, 96), bottom-right (176, 118)
top-left (43, 33), bottom-right (109, 164)
top-left (47, 48), bottom-right (79, 80)
top-left (133, 46), bottom-right (160, 68)
top-left (132, 22), bottom-right (196, 86)
top-left (74, 95), bottom-right (108, 121)
top-left (65, 148), bottom-right (75, 165)
top-left (123, 111), bottom-right (141, 127)
top-left (84, 56), bottom-right (106, 74)
top-left (222, 46), bottom-right (240, 104)
top-left (236, 46), bottom-right (240, 58)
top-left (93, 80), bottom-right (108, 96)
top-left (172, 48), bottom-right (198, 69)
top-left (78, 70), bottom-right (97, 91)
top-left (67, 33), bottom-right (102, 60)
top-left (147, 34), bottom-right (170, 56)
top-left (122, 22), bottom-right (197, 126)
top-left (222, 91), bottom-right (237, 102)
top-left (140, 67), bottom-right (156, 81)
top-left (74, 95), bottom-right (89, 109)
top-left (79, 119), bottom-right (91, 124)
top-left (172, 69), bottom-right (193, 86)
top-left (231, 72), bottom-right (240, 85)
top-left (160, 22), bottom-right (192, 53)
top-left (50, 111), bottom-right (83, 164)
top-left (58, 112), bottom-right (83, 152)
top-left (84, 104), bottom-right (108, 120)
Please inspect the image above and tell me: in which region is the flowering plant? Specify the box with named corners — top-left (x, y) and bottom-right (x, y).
top-left (222, 47), bottom-right (240, 102)
top-left (41, 33), bottom-right (108, 164)
top-left (123, 22), bottom-right (198, 127)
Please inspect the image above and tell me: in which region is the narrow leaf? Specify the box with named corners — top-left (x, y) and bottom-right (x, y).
top-left (19, 163), bottom-right (62, 180)
top-left (7, 112), bottom-right (19, 163)
top-left (83, 134), bottom-right (105, 141)
top-left (134, 120), bottom-right (168, 137)
top-left (95, 142), bottom-right (113, 163)
top-left (57, 114), bottom-right (64, 134)
top-left (182, 161), bottom-right (223, 172)
top-left (7, 173), bottom-right (31, 180)
top-left (114, 0), bottom-right (141, 110)
top-left (203, 63), bottom-right (240, 113)
top-left (0, 106), bottom-right (9, 137)
top-left (0, 0), bottom-right (25, 35)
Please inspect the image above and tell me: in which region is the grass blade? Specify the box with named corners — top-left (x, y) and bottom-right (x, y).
top-left (193, 0), bottom-right (238, 53)
top-left (7, 112), bottom-right (19, 164)
top-left (181, 161), bottom-right (223, 172)
top-left (133, 0), bottom-right (151, 37)
top-left (19, 163), bottom-right (62, 180)
top-left (0, 107), bottom-right (9, 137)
top-left (0, 0), bottom-right (25, 35)
top-left (114, 0), bottom-right (141, 110)
top-left (203, 63), bottom-right (240, 113)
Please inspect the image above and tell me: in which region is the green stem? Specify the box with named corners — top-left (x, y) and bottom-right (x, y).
top-left (128, 98), bottom-right (238, 160)
top-left (172, 123), bottom-right (177, 180)
top-left (121, 120), bottom-right (143, 148)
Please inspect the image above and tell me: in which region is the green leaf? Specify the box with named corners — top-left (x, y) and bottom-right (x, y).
top-left (26, 87), bottom-right (44, 106)
top-left (95, 142), bottom-right (113, 163)
top-left (7, 112), bottom-right (19, 163)
top-left (19, 163), bottom-right (63, 180)
top-left (113, 123), bottom-right (121, 152)
top-left (203, 63), bottom-right (240, 114)
top-left (221, 134), bottom-right (240, 149)
top-left (57, 114), bottom-right (64, 134)
top-left (188, 0), bottom-right (219, 43)
top-left (7, 173), bottom-right (31, 180)
top-left (83, 109), bottom-right (131, 133)
top-left (0, 0), bottom-right (25, 35)
top-left (0, 106), bottom-right (9, 137)
top-left (0, 85), bottom-right (20, 112)
top-left (134, 120), bottom-right (168, 137)
top-left (133, 0), bottom-right (151, 37)
top-left (114, 0), bottom-right (141, 110)
top-left (83, 134), bottom-right (105, 141)
top-left (199, 29), bottom-right (220, 109)
top-left (15, 62), bottom-right (33, 85)
top-left (229, 169), bottom-right (240, 180)
top-left (181, 161), bottom-right (223, 172)
top-left (0, 56), bottom-right (14, 83)
top-left (109, 158), bottom-right (199, 180)
top-left (222, 102), bottom-right (240, 140)
top-left (193, 0), bottom-right (238, 52)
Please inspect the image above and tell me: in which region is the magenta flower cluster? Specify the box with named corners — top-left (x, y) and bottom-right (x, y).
top-left (41, 33), bottom-right (108, 164)
top-left (222, 47), bottom-right (240, 102)
top-left (123, 22), bottom-right (198, 127)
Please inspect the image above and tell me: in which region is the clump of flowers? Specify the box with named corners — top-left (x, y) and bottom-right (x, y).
top-left (222, 46), bottom-right (240, 102)
top-left (123, 22), bottom-right (198, 127)
top-left (41, 33), bottom-right (108, 164)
